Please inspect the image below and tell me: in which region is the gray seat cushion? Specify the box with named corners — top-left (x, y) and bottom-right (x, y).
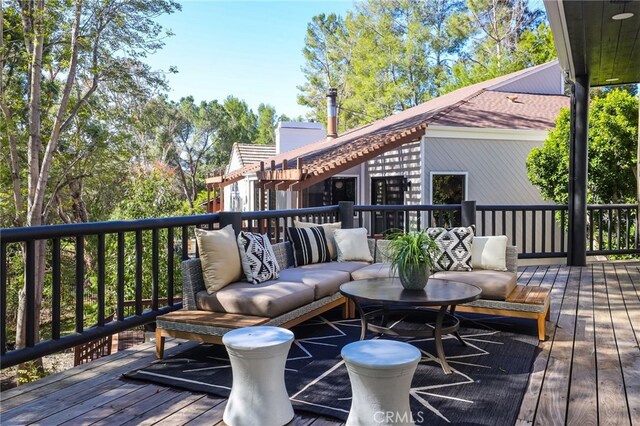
top-left (196, 280), bottom-right (315, 318)
top-left (279, 268), bottom-right (351, 299)
top-left (297, 261), bottom-right (371, 274)
top-left (351, 263), bottom-right (393, 281)
top-left (431, 270), bottom-right (517, 301)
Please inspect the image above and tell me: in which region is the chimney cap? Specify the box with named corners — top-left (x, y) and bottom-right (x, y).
top-left (327, 88), bottom-right (338, 97)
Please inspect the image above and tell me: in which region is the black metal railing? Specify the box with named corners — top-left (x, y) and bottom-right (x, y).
top-left (0, 205), bottom-right (339, 368)
top-left (355, 202), bottom-right (639, 259)
top-left (587, 204), bottom-right (638, 256)
top-left (0, 213), bottom-right (219, 368)
top-left (354, 204), bottom-right (463, 235)
top-left (475, 205), bottom-right (569, 258)
top-left (1, 201), bottom-right (637, 368)
top-left (241, 205), bottom-right (340, 243)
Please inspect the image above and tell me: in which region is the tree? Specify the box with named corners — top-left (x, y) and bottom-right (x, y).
top-left (255, 104), bottom-right (277, 145)
top-left (526, 89), bottom-right (639, 205)
top-left (297, 13), bottom-right (356, 129)
top-left (0, 0), bottom-right (180, 352)
top-left (345, 0), bottom-right (467, 118)
top-left (107, 163), bottom-right (185, 305)
top-left (169, 97), bottom-right (223, 211)
top-left (209, 96), bottom-right (258, 167)
top-left (445, 1), bottom-right (550, 91)
top-left (298, 1), bottom-right (469, 127)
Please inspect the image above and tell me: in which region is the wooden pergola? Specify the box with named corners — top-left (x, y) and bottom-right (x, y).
top-left (206, 124), bottom-right (429, 211)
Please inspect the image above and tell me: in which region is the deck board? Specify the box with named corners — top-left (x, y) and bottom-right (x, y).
top-left (534, 265), bottom-right (581, 425)
top-left (566, 263), bottom-right (597, 425)
top-left (1, 261), bottom-right (639, 426)
top-left (516, 264), bottom-right (566, 425)
top-left (594, 264), bottom-right (631, 426)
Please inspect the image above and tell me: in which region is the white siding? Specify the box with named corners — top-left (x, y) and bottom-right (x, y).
top-left (275, 122), bottom-right (326, 154)
top-left (491, 63), bottom-right (564, 95)
top-left (364, 141), bottom-right (422, 205)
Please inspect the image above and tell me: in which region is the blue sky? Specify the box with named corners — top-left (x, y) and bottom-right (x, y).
top-left (146, 1), bottom-right (354, 118)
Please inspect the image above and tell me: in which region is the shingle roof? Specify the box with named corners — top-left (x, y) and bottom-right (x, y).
top-left (221, 62), bottom-right (568, 190)
top-left (429, 91), bottom-right (568, 129)
top-left (230, 143), bottom-right (276, 170)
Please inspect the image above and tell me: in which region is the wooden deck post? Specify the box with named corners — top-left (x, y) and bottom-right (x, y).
top-left (461, 200), bottom-right (476, 228)
top-left (567, 75), bottom-right (589, 266)
top-left (219, 211), bottom-right (243, 237)
top-left (338, 201), bottom-right (354, 228)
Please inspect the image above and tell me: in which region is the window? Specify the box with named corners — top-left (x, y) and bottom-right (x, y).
top-left (430, 173), bottom-right (467, 227)
top-left (331, 177), bottom-right (356, 204)
top-left (430, 172), bottom-right (467, 204)
top-left (231, 182), bottom-right (242, 211)
top-left (306, 177), bottom-right (357, 207)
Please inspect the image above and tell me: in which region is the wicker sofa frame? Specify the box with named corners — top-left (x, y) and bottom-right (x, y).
top-left (155, 239), bottom-right (550, 358)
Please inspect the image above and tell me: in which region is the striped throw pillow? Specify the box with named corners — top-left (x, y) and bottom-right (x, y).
top-left (286, 226), bottom-right (330, 266)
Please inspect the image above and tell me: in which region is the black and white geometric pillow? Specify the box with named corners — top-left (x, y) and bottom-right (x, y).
top-left (286, 226), bottom-right (330, 267)
top-left (427, 226), bottom-right (475, 272)
top-left (237, 232), bottom-right (280, 284)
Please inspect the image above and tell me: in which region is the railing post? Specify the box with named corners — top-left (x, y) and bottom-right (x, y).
top-left (219, 211), bottom-right (243, 236)
top-left (338, 201), bottom-right (354, 228)
top-left (461, 201), bottom-right (476, 228)
top-left (567, 76), bottom-right (589, 266)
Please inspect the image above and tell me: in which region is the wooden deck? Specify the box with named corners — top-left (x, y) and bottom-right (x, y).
top-left (1, 262), bottom-right (638, 426)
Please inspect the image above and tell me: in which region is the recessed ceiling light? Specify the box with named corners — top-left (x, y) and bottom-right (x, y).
top-left (606, 78), bottom-right (620, 82)
top-left (612, 12), bottom-right (634, 20)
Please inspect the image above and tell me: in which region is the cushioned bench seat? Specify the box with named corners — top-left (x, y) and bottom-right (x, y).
top-left (351, 263), bottom-right (392, 281)
top-left (351, 264), bottom-right (517, 301)
top-left (279, 268), bottom-right (351, 299)
top-left (297, 261), bottom-right (370, 274)
top-left (432, 270), bottom-right (517, 301)
top-left (197, 280), bottom-right (315, 318)
top-left (157, 234), bottom-right (550, 360)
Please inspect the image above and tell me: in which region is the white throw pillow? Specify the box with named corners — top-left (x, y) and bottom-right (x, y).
top-left (195, 225), bottom-right (243, 293)
top-left (334, 228), bottom-right (374, 263)
top-left (294, 220), bottom-right (341, 260)
top-left (472, 236), bottom-right (508, 271)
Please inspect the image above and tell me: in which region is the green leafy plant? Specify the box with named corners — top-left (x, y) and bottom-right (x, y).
top-left (16, 362), bottom-right (48, 385)
top-left (387, 231), bottom-right (439, 289)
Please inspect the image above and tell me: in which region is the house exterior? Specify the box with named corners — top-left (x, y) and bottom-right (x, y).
top-left (210, 61), bottom-right (570, 233)
top-left (221, 123), bottom-right (325, 212)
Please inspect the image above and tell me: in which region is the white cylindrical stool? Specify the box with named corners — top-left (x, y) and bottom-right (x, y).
top-left (341, 340), bottom-right (421, 426)
top-left (222, 326), bottom-right (294, 426)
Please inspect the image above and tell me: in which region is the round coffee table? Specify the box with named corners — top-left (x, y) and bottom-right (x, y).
top-left (340, 277), bottom-right (482, 374)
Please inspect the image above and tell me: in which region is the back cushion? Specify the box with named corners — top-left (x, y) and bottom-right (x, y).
top-left (294, 220), bottom-right (341, 260)
top-left (194, 225), bottom-right (243, 293)
top-left (286, 226), bottom-right (330, 266)
top-left (427, 226), bottom-right (474, 272)
top-left (271, 241), bottom-right (294, 269)
top-left (471, 236), bottom-right (508, 271)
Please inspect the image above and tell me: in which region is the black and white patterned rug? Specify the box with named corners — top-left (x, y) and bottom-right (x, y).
top-left (124, 311), bottom-right (539, 425)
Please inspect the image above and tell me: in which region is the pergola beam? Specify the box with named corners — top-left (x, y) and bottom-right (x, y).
top-left (289, 127), bottom-right (426, 192)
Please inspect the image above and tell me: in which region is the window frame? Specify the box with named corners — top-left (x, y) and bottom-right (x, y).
top-left (429, 171), bottom-right (468, 205)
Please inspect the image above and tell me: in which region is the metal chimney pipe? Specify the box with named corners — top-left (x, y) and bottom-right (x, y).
top-left (326, 88), bottom-right (338, 139)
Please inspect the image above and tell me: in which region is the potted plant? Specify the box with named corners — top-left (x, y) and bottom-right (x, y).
top-left (387, 230), bottom-right (439, 290)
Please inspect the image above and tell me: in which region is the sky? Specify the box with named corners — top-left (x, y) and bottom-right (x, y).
top-left (146, 1), bottom-right (355, 119)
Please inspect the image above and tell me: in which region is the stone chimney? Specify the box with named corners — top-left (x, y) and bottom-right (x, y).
top-left (326, 88), bottom-right (338, 139)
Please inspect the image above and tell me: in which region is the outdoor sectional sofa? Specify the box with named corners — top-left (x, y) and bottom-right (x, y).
top-left (155, 231), bottom-right (550, 359)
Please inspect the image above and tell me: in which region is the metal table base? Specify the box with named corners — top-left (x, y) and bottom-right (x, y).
top-left (354, 303), bottom-right (466, 375)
